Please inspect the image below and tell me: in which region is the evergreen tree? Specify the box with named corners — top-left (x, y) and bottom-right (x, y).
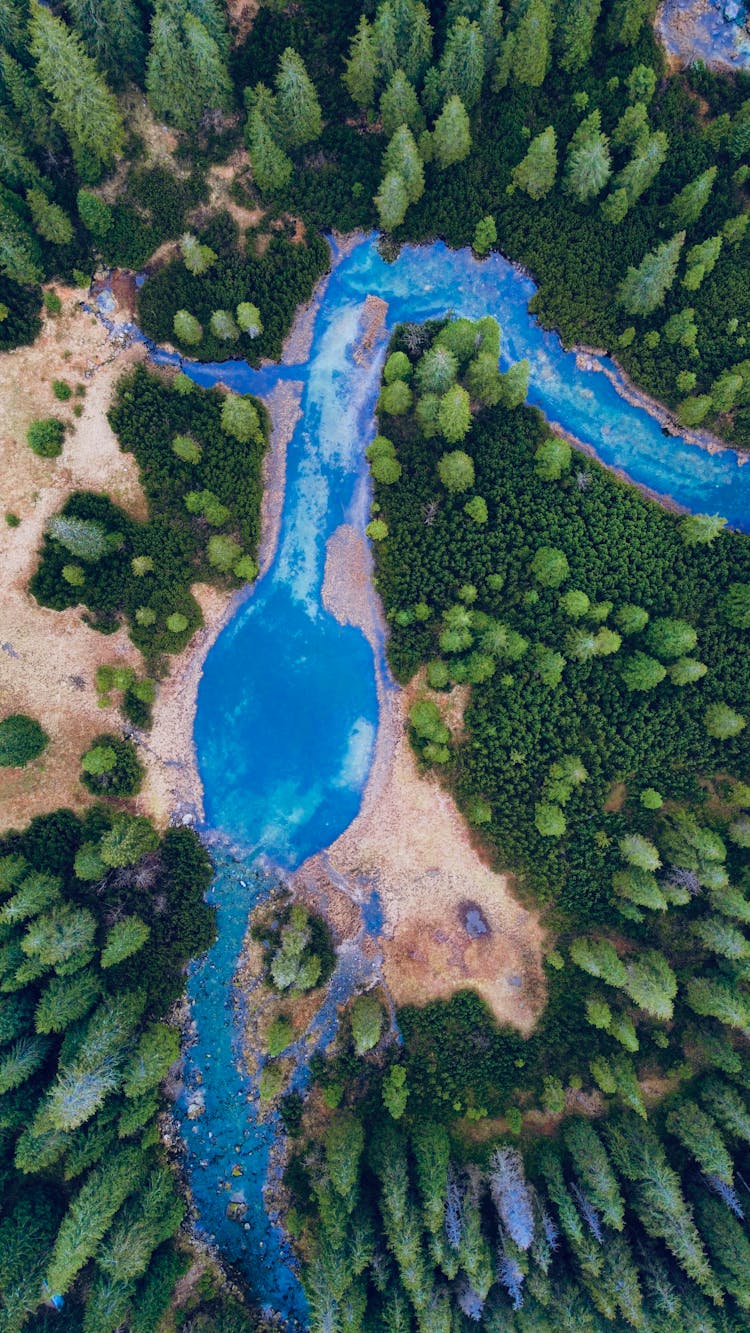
top-left (438, 384), bottom-right (471, 442)
top-left (245, 104), bottom-right (293, 194)
top-left (0, 51), bottom-right (57, 149)
top-left (122, 1023), bottom-right (179, 1098)
top-left (67, 0), bottom-right (146, 85)
top-left (498, 357), bottom-right (530, 406)
top-left (666, 1101), bottom-right (734, 1184)
top-left (701, 1077), bottom-right (750, 1145)
top-left (210, 308), bottom-right (240, 341)
top-left (438, 17), bottom-right (485, 109)
top-left (380, 69), bottom-right (424, 139)
top-left (350, 994), bottom-right (383, 1054)
top-left (722, 581), bottom-right (750, 628)
top-left (509, 0), bottom-right (553, 87)
top-left (565, 113), bottom-right (611, 201)
top-left (704, 702), bottom-right (746, 739)
top-left (615, 131), bottom-right (668, 207)
top-left (374, 170), bottom-right (409, 231)
top-left (432, 95), bottom-right (471, 168)
top-left (26, 187), bottom-right (73, 245)
top-left (100, 916), bottom-right (150, 969)
top-left (605, 1117), bottom-right (720, 1299)
top-left (30, 7), bottom-right (124, 175)
top-left (47, 1146), bottom-right (146, 1294)
top-left (669, 166), bottom-right (717, 229)
top-left (606, 0), bottom-right (658, 47)
top-left (343, 15), bottom-right (378, 109)
top-left (512, 126), bottom-right (557, 199)
top-left (618, 233), bottom-right (685, 315)
top-left (221, 392), bottom-right (262, 442)
top-left (275, 47), bottom-right (322, 148)
top-left (146, 0), bottom-right (232, 134)
top-left (557, 0), bottom-right (602, 71)
top-left (563, 1118), bottom-right (625, 1230)
top-left (382, 124), bottom-right (424, 204)
top-left (172, 309), bottom-right (202, 345)
top-left (181, 232), bottom-right (216, 275)
top-left (687, 975), bottom-right (750, 1033)
top-left (412, 1121), bottom-right (450, 1233)
top-left (695, 1192), bottom-right (750, 1310)
top-left (622, 950), bottom-right (677, 1020)
top-left (34, 968), bottom-right (100, 1034)
top-left (571, 936), bottom-right (627, 986)
top-left (0, 186), bottom-right (43, 284)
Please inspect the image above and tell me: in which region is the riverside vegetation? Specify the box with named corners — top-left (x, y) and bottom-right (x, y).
top-left (3, 0), bottom-right (750, 1329)
top-left (281, 316), bottom-right (750, 1329)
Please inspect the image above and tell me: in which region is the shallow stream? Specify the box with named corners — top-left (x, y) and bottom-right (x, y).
top-left (151, 235), bottom-right (750, 1325)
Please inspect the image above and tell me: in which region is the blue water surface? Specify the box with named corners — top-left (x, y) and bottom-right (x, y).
top-left (169, 235), bottom-right (750, 1326)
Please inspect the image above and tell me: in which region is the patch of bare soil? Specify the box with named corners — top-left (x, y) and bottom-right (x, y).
top-left (191, 149), bottom-right (265, 240)
top-left (0, 295), bottom-right (148, 830)
top-left (226, 0), bottom-right (258, 45)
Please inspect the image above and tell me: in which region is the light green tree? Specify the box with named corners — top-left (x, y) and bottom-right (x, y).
top-left (512, 126), bottom-right (557, 199)
top-left (618, 232), bottom-right (685, 315)
top-left (531, 546), bottom-right (569, 587)
top-left (669, 166), bottom-right (717, 228)
top-left (275, 47), bottom-right (322, 147)
top-left (380, 68), bottom-right (424, 138)
top-left (557, 0), bottom-right (603, 71)
top-left (30, 7), bottom-right (124, 174)
top-left (343, 16), bottom-right (377, 109)
top-left (245, 103), bottom-right (292, 193)
top-left (438, 384), bottom-right (471, 442)
top-left (679, 512), bottom-right (727, 546)
top-left (432, 95), bottom-right (471, 168)
top-left (382, 124), bottom-right (424, 204)
top-left (705, 702), bottom-right (746, 739)
top-left (221, 393), bottom-right (262, 442)
top-left (374, 171), bottom-right (410, 231)
top-left (438, 450), bottom-right (474, 492)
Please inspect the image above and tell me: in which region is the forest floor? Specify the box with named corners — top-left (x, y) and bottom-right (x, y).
top-left (300, 521), bottom-right (548, 1032)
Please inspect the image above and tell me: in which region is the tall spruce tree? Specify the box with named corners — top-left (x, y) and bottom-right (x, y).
top-left (67, 0), bottom-right (147, 85)
top-left (438, 17), bottom-right (485, 109)
top-left (432, 95), bottom-right (471, 168)
top-left (512, 126), bottom-right (557, 199)
top-left (275, 47), bottom-right (322, 147)
top-left (30, 6), bottom-right (124, 176)
top-left (343, 15), bottom-right (378, 109)
top-left (618, 232), bottom-right (685, 315)
top-left (146, 0), bottom-right (232, 133)
top-left (557, 0), bottom-right (602, 71)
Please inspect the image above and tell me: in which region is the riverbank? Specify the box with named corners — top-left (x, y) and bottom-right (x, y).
top-left (310, 520), bottom-right (547, 1032)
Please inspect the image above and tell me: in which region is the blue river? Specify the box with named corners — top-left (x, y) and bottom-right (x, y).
top-left (162, 236), bottom-right (750, 1326)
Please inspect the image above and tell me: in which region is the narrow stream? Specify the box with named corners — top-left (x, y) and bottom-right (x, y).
top-left (151, 235), bottom-right (750, 1325)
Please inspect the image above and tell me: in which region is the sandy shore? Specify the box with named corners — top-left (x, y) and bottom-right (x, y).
top-left (302, 520), bottom-right (547, 1031)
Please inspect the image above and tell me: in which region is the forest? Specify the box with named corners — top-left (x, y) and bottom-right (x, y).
top-left (2, 0), bottom-right (750, 445)
top-left (282, 315), bottom-right (750, 1330)
top-left (2, 0), bottom-right (750, 1328)
top-left (30, 367), bottom-right (268, 664)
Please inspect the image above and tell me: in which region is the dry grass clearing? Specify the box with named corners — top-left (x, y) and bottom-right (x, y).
top-left (0, 293), bottom-right (148, 830)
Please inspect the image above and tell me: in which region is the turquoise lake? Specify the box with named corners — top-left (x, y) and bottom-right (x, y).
top-left (158, 235), bottom-right (750, 1325)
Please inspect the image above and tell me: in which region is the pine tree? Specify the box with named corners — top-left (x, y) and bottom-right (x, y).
top-left (0, 52), bottom-right (57, 150)
top-left (221, 393), bottom-right (262, 442)
top-left (565, 113), bottom-right (611, 201)
top-left (571, 936), bottom-right (627, 987)
top-left (26, 188), bottom-right (73, 245)
top-left (666, 1101), bottom-right (734, 1184)
top-left (615, 131), bottom-right (668, 207)
top-left (606, 0), bottom-right (658, 47)
top-left (100, 916), bottom-right (150, 969)
top-left (374, 170), bottom-right (410, 230)
top-left (1, 870), bottom-right (60, 924)
top-left (695, 1193), bottom-right (750, 1310)
top-left (181, 232), bottom-right (216, 275)
top-left (22, 903), bottom-right (97, 969)
top-left (498, 358), bottom-right (530, 406)
top-left (245, 104), bottom-right (292, 193)
top-left (99, 815), bottom-right (158, 868)
top-left (704, 702), bottom-right (746, 739)
top-left (146, 0), bottom-right (232, 134)
top-left (380, 69), bottom-right (424, 138)
top-left (438, 384), bottom-right (471, 442)
top-left (67, 0), bottom-right (146, 85)
top-left (700, 1077), bottom-right (750, 1145)
top-left (412, 1121), bottom-right (450, 1233)
top-left (509, 0), bottom-right (553, 87)
top-left (669, 166), bottom-right (717, 228)
top-left (172, 309), bottom-right (203, 345)
top-left (439, 17), bottom-right (485, 109)
top-left (350, 994), bottom-right (383, 1054)
top-left (343, 15), bottom-right (378, 109)
top-left (512, 126), bottom-right (557, 199)
top-left (275, 47), bottom-right (322, 147)
top-left (618, 232), bottom-right (685, 315)
top-left (210, 308), bottom-right (240, 341)
top-left (0, 187), bottom-right (43, 284)
top-left (557, 0), bottom-right (602, 71)
top-left (606, 1117), bottom-right (721, 1298)
top-left (30, 7), bottom-right (124, 175)
top-left (0, 1033), bottom-right (50, 1093)
top-left (432, 95), bottom-right (471, 168)
top-left (47, 1146), bottom-right (146, 1294)
top-left (34, 968), bottom-right (100, 1034)
top-left (687, 975), bottom-right (750, 1033)
top-left (382, 125), bottom-right (424, 204)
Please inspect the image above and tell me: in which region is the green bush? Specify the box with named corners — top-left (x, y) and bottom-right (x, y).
top-left (0, 714), bottom-right (48, 766)
top-left (80, 733), bottom-right (143, 796)
top-left (27, 417), bottom-right (65, 457)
